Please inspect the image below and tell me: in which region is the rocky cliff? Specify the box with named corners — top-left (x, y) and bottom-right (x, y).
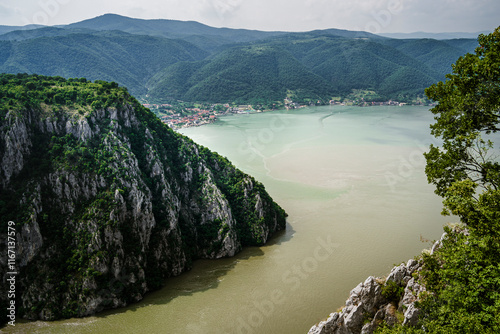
top-left (0, 74), bottom-right (286, 321)
top-left (307, 236), bottom-right (445, 334)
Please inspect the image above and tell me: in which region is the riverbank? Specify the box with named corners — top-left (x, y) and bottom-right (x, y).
top-left (143, 97), bottom-right (433, 130)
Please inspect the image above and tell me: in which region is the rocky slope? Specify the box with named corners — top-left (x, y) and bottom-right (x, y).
top-left (308, 236), bottom-right (445, 334)
top-left (0, 74), bottom-right (286, 321)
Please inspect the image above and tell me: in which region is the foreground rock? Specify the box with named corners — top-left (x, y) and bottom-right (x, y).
top-left (308, 236), bottom-right (444, 334)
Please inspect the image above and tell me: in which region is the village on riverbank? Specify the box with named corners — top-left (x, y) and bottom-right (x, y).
top-left (143, 91), bottom-right (430, 129)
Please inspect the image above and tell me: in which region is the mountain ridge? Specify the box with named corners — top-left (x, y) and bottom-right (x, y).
top-left (0, 14), bottom-right (480, 104)
top-left (379, 30), bottom-right (492, 40)
top-left (1, 14), bottom-right (483, 40)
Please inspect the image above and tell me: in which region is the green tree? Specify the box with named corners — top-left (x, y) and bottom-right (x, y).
top-left (372, 28), bottom-right (500, 334)
top-left (424, 27), bottom-right (500, 228)
top-left (400, 27), bottom-right (500, 334)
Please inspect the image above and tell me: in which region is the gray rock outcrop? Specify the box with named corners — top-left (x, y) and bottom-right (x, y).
top-left (307, 256), bottom-right (431, 334)
top-left (0, 91), bottom-right (286, 321)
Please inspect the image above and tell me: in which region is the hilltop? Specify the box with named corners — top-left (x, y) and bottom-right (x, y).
top-left (0, 14), bottom-right (479, 105)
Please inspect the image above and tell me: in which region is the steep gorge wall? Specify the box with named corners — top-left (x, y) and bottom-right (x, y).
top-left (0, 98), bottom-right (286, 321)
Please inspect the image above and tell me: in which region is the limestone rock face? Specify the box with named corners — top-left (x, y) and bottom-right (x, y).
top-left (0, 95), bottom-right (286, 321)
top-left (307, 248), bottom-right (442, 334)
top-left (308, 276), bottom-right (385, 334)
top-left (1, 113), bottom-right (31, 186)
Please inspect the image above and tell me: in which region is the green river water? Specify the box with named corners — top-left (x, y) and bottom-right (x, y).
top-left (5, 105), bottom-right (453, 334)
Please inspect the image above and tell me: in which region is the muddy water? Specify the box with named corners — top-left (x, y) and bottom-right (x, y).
top-left (7, 106), bottom-right (453, 334)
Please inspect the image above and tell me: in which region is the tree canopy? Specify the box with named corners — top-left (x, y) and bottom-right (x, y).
top-left (424, 27), bottom-right (500, 228)
top-left (408, 27), bottom-right (500, 333)
top-left (377, 27), bottom-right (500, 334)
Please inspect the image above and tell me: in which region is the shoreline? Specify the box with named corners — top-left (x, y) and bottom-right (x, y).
top-left (169, 102), bottom-right (434, 130)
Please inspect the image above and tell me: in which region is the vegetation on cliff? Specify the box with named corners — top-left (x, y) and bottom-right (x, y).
top-left (376, 27), bottom-right (500, 334)
top-left (0, 73), bottom-right (286, 323)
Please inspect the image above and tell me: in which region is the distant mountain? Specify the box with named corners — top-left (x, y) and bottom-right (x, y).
top-left (379, 31), bottom-right (490, 40)
top-left (147, 44), bottom-right (334, 103)
top-left (64, 14), bottom-right (388, 53)
top-left (0, 24), bottom-right (44, 35)
top-left (379, 38), bottom-right (480, 78)
top-left (262, 35), bottom-right (442, 96)
top-left (145, 35), bottom-right (446, 103)
top-left (278, 28), bottom-right (387, 40)
top-left (0, 31), bottom-right (208, 96)
top-left (66, 13), bottom-right (286, 44)
top-left (0, 14), bottom-right (480, 104)
top-left (0, 26), bottom-right (95, 41)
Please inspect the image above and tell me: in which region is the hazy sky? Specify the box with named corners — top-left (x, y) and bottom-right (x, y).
top-left (0, 0), bottom-right (498, 33)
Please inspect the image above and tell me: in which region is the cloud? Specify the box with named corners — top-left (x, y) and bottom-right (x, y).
top-left (186, 0), bottom-right (498, 33)
top-left (0, 4), bottom-right (17, 22)
top-left (386, 0), bottom-right (500, 32)
top-left (1, 0), bottom-right (498, 33)
top-left (201, 0), bottom-right (244, 22)
top-left (0, 0), bottom-right (37, 25)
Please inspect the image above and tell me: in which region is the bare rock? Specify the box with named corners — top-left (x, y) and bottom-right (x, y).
top-left (307, 257), bottom-right (429, 334)
top-left (403, 303), bottom-right (421, 326)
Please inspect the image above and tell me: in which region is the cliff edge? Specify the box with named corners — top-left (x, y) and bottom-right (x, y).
top-left (0, 74), bottom-right (286, 321)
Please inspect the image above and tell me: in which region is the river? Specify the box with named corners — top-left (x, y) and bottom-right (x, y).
top-left (6, 105), bottom-right (452, 334)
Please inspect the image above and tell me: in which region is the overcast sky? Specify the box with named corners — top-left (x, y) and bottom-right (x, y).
top-left (0, 0), bottom-right (498, 34)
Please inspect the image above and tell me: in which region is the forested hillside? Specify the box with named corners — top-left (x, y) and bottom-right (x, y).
top-left (0, 73), bottom-right (286, 322)
top-left (269, 35), bottom-right (441, 96)
top-left (146, 45), bottom-right (334, 104)
top-left (0, 31), bottom-right (208, 96)
top-left (380, 38), bottom-right (479, 77)
top-left (0, 14), bottom-right (479, 105)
